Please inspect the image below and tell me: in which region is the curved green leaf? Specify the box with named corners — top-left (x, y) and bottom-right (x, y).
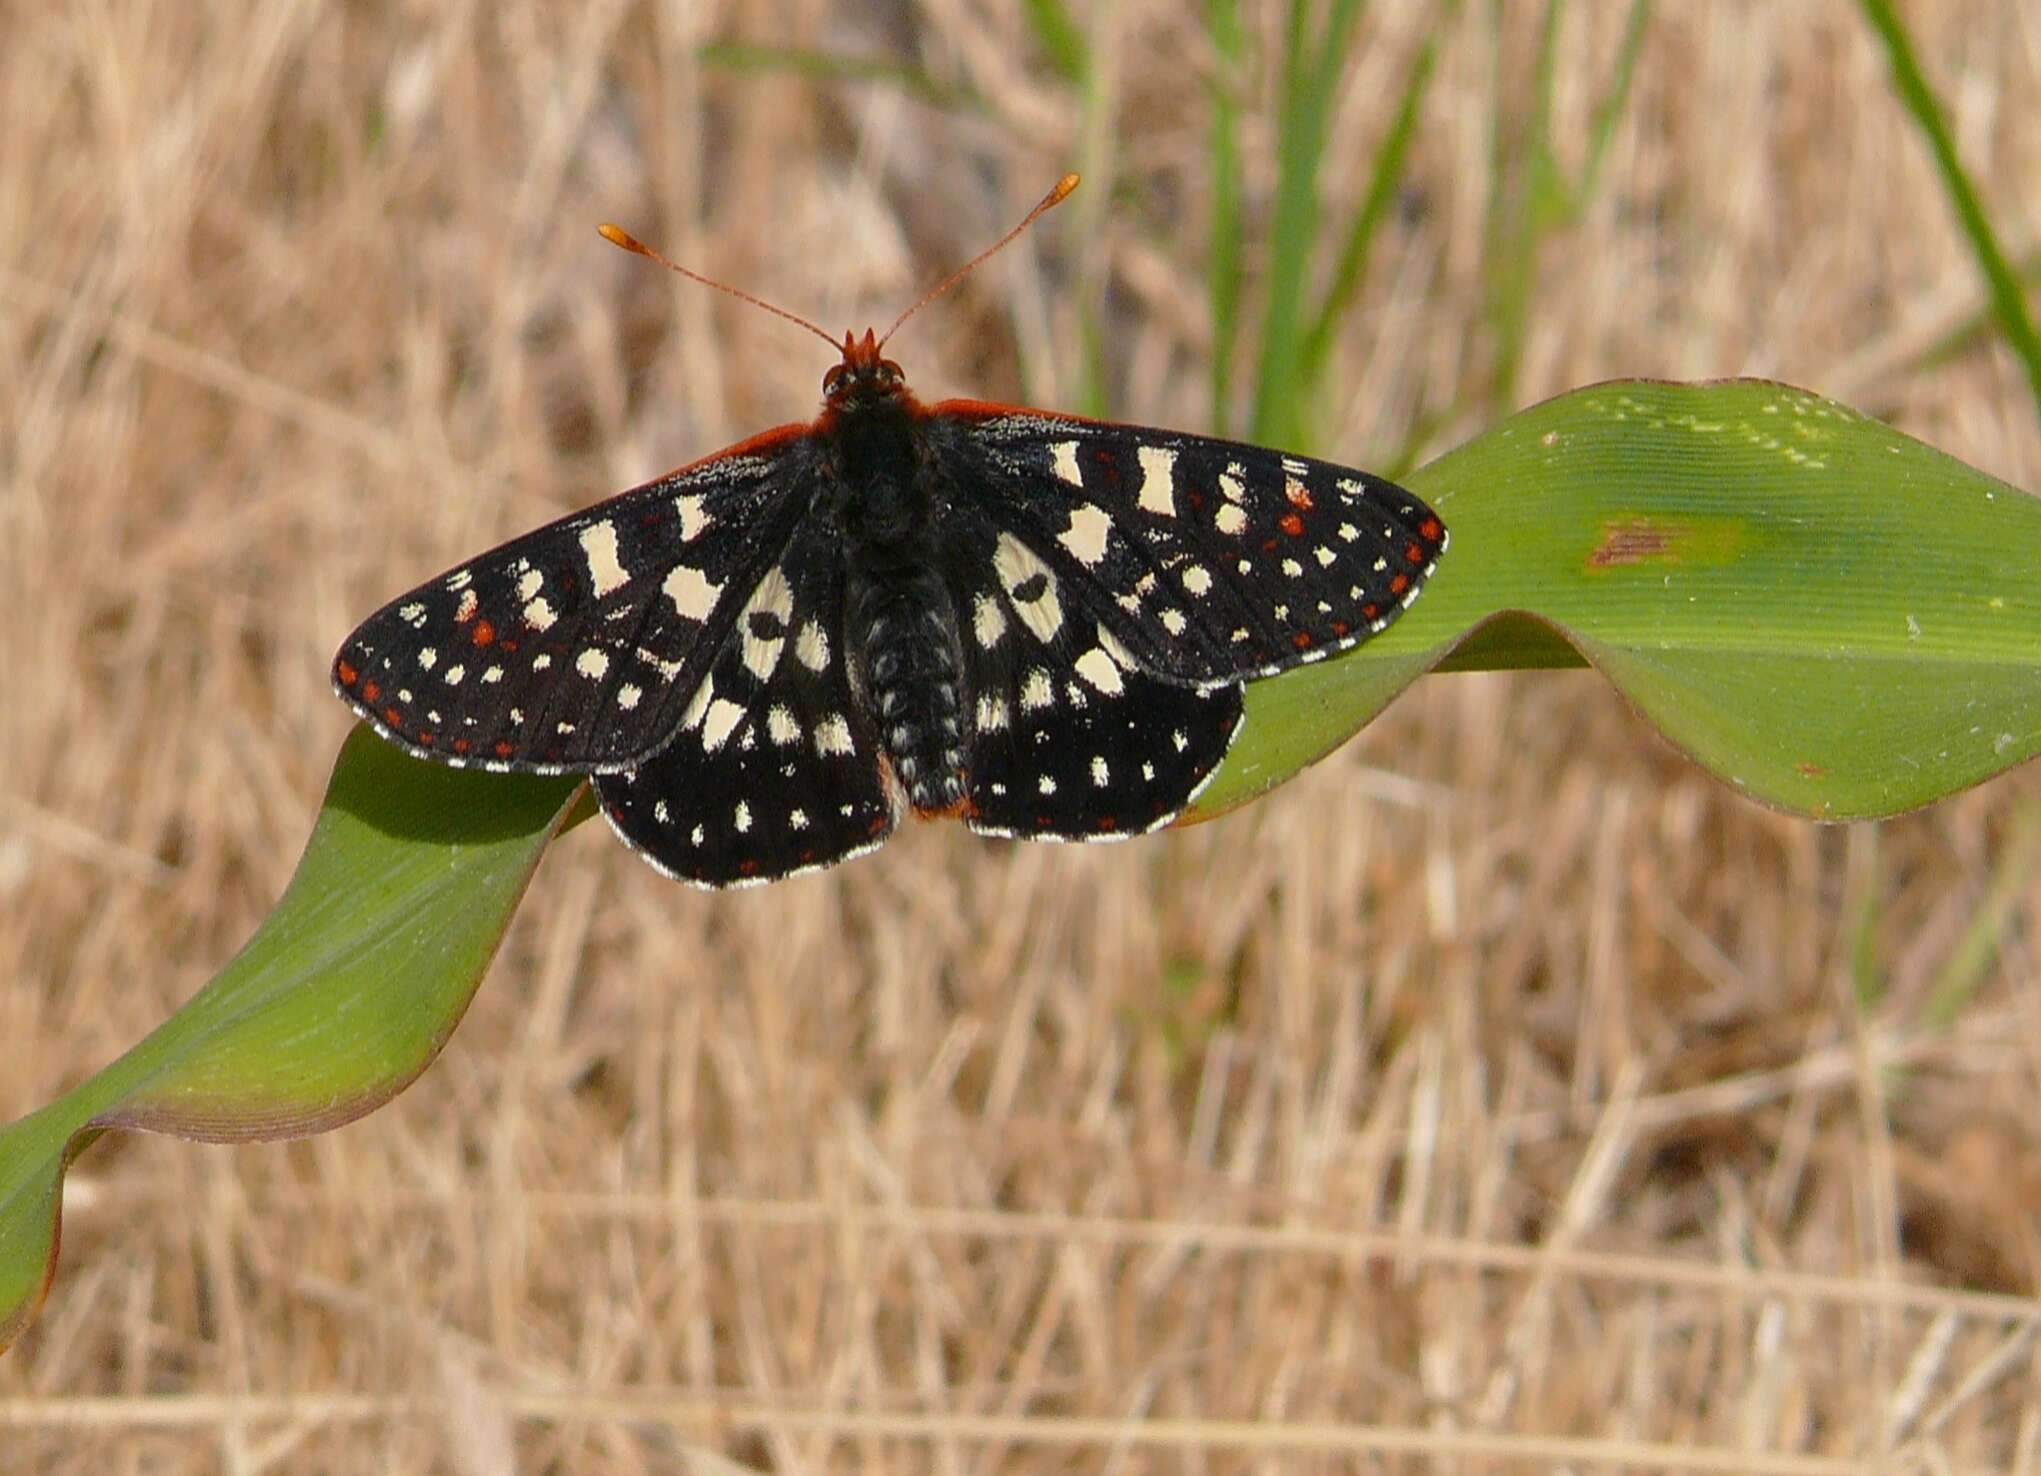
top-left (1193, 378), bottom-right (2041, 817)
top-left (6, 377), bottom-right (2037, 1354)
top-left (0, 730), bottom-right (580, 1351)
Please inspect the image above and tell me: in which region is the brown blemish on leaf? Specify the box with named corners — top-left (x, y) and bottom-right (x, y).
top-left (1588, 518), bottom-right (1678, 568)
top-left (1585, 515), bottom-right (1747, 573)
top-left (1796, 760), bottom-right (1828, 779)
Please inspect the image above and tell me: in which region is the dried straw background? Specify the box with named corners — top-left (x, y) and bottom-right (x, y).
top-left (4, 1), bottom-right (2041, 1471)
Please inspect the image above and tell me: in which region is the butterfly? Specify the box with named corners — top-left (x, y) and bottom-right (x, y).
top-left (333, 176), bottom-right (1447, 887)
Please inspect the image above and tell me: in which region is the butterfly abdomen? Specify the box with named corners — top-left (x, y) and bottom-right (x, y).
top-left (845, 559), bottom-right (968, 815)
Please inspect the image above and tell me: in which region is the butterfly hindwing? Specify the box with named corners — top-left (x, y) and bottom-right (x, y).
top-left (926, 407), bottom-right (1447, 689)
top-left (932, 504), bottom-right (1243, 839)
top-left (594, 516), bottom-right (897, 886)
top-left (333, 427), bottom-right (821, 773)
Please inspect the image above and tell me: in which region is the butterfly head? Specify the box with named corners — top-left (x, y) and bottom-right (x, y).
top-left (823, 328), bottom-right (907, 407)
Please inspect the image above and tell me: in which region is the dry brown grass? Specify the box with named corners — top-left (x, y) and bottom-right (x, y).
top-left (5, 1), bottom-right (2041, 1470)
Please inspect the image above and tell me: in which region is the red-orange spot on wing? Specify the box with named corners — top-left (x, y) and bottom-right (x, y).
top-left (336, 660), bottom-right (359, 687)
top-left (362, 680), bottom-right (381, 702)
top-left (1361, 603), bottom-right (1380, 620)
top-left (471, 618), bottom-right (496, 647)
top-left (494, 740), bottom-right (516, 759)
top-left (1279, 512), bottom-right (1306, 537)
top-left (417, 732), bottom-right (436, 747)
top-left (1419, 516), bottom-right (1442, 540)
top-left (1389, 573), bottom-right (1409, 595)
top-left (452, 737), bottom-right (472, 755)
top-left (1292, 631), bottom-right (1314, 649)
top-left (1405, 542), bottom-right (1424, 564)
top-left (1286, 483), bottom-right (1313, 510)
top-left (383, 707), bottom-right (404, 727)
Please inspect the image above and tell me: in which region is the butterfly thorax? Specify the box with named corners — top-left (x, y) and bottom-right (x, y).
top-left (823, 358), bottom-right (969, 816)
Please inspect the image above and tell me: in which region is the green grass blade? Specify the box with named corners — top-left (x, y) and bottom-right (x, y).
top-left (1021, 0), bottom-right (1091, 85)
top-left (1855, 0), bottom-right (2041, 425)
top-left (1298, 0), bottom-right (1460, 393)
top-left (1204, 0), bottom-right (1248, 437)
top-left (1249, 0), bottom-right (1367, 451)
top-left (1574, 0), bottom-right (1651, 211)
top-left (1191, 379), bottom-right (2041, 819)
top-left (0, 728), bottom-right (581, 1352)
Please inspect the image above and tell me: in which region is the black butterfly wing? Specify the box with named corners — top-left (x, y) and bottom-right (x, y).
top-left (594, 514), bottom-right (898, 887)
top-left (333, 426), bottom-right (822, 773)
top-left (934, 513), bottom-right (1244, 838)
top-left (924, 406), bottom-right (1447, 689)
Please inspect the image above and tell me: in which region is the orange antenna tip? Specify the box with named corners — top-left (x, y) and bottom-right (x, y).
top-left (596, 220), bottom-right (838, 349)
top-left (878, 172), bottom-right (1083, 348)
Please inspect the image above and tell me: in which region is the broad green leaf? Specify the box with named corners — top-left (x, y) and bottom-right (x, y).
top-left (1192, 379), bottom-right (2041, 818)
top-left (7, 378), bottom-right (2038, 1354)
top-left (0, 729), bottom-right (580, 1351)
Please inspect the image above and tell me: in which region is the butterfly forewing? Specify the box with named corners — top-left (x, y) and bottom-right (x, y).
top-left (594, 516), bottom-right (897, 886)
top-left (333, 429), bottom-right (819, 772)
top-left (928, 407), bottom-right (1447, 690)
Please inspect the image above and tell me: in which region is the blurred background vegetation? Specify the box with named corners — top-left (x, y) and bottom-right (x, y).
top-left (2, 1), bottom-right (2039, 1470)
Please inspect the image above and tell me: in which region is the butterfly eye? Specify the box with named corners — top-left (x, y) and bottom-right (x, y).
top-left (879, 359), bottom-right (904, 386)
top-left (823, 364), bottom-right (847, 395)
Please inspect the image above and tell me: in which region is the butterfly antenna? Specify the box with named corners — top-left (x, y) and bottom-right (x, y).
top-left (597, 223), bottom-right (840, 351)
top-left (878, 173), bottom-right (1079, 349)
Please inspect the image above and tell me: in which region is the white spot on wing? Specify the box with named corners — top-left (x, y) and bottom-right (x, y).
top-left (1059, 504), bottom-right (1112, 567)
top-left (1073, 647), bottom-right (1123, 695)
top-left (1051, 440), bottom-right (1083, 487)
top-left (815, 715), bottom-right (854, 756)
top-left (617, 683), bottom-right (642, 710)
top-left (1020, 669), bottom-right (1054, 712)
top-left (417, 647), bottom-right (437, 670)
top-left (702, 698), bottom-right (746, 752)
top-left (1215, 502), bottom-right (1248, 535)
top-left (767, 706), bottom-right (801, 745)
top-left (636, 646), bottom-right (683, 680)
top-left (994, 532), bottom-right (1063, 642)
top-left (675, 494), bottom-right (713, 541)
top-left (733, 800), bottom-right (752, 834)
top-left (576, 649), bottom-right (610, 679)
top-left (973, 593), bottom-right (1007, 649)
top-left (738, 565), bottom-right (794, 679)
top-left (679, 677), bottom-right (714, 731)
top-left (1091, 755), bottom-right (1110, 787)
top-left (578, 520), bottom-right (629, 597)
top-left (975, 695), bottom-right (1009, 732)
top-left (1136, 445), bottom-right (1176, 517)
top-left (1182, 564), bottom-right (1214, 597)
top-left (523, 595), bottom-right (557, 631)
top-left (663, 564), bottom-right (721, 621)
top-left (517, 568), bottom-right (544, 600)
top-left (795, 620), bottom-right (830, 672)
top-left (1038, 775), bottom-right (1058, 796)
